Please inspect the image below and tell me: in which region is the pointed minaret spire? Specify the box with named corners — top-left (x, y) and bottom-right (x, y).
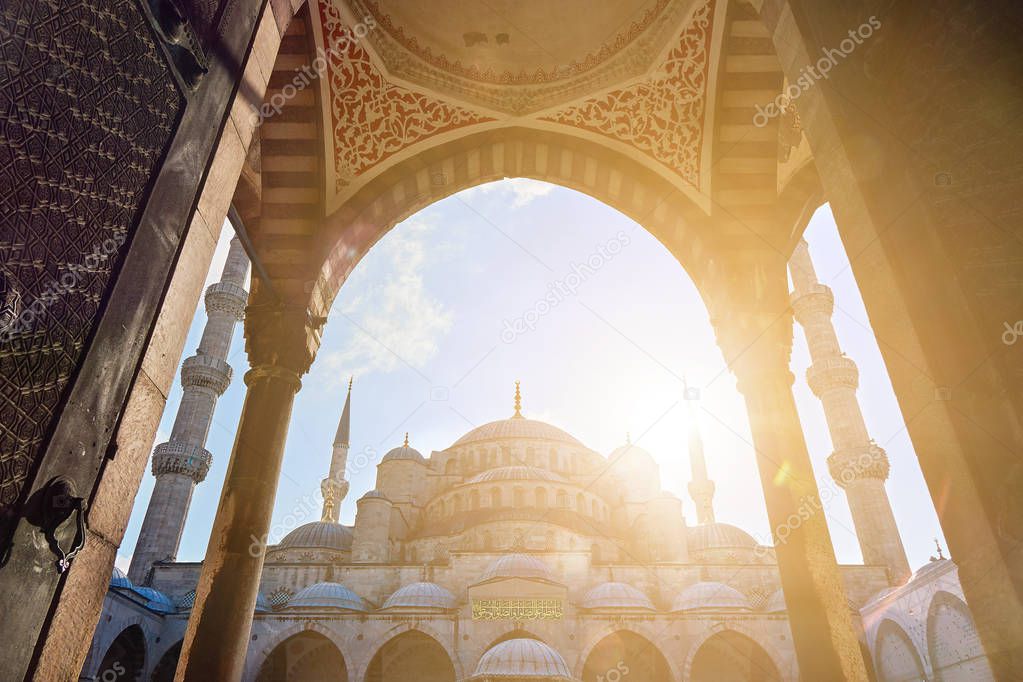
top-left (320, 379), bottom-right (353, 523)
top-left (684, 378), bottom-right (716, 525)
top-left (513, 380), bottom-right (523, 418)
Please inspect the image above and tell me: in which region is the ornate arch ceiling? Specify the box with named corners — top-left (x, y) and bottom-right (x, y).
top-left (311, 0), bottom-right (728, 212)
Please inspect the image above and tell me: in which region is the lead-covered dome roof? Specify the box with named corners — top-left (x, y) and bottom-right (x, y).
top-left (480, 554), bottom-right (558, 584)
top-left (453, 417), bottom-right (582, 448)
top-left (467, 466), bottom-right (566, 484)
top-left (277, 521), bottom-right (353, 551)
top-left (110, 566), bottom-right (132, 589)
top-left (382, 443), bottom-right (426, 463)
top-left (288, 582), bottom-right (366, 611)
top-left (687, 522), bottom-right (758, 552)
top-left (581, 582), bottom-right (656, 611)
top-left (472, 639), bottom-right (573, 680)
top-left (382, 582), bottom-right (456, 611)
top-left (132, 586), bottom-right (175, 613)
top-left (672, 581), bottom-right (752, 612)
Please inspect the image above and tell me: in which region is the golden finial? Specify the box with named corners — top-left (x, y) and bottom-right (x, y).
top-left (934, 537), bottom-right (945, 560)
top-left (513, 380), bottom-right (522, 418)
top-left (348, 376), bottom-right (353, 392)
top-left (322, 486), bottom-right (335, 522)
top-left (404, 432), bottom-right (410, 448)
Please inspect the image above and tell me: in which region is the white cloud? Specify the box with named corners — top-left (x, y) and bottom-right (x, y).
top-left (460, 178), bottom-right (555, 208)
top-left (115, 554), bottom-right (132, 573)
top-left (323, 218), bottom-right (453, 381)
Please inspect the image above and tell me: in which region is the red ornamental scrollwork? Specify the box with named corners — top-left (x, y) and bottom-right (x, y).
top-left (541, 0), bottom-right (715, 189)
top-left (319, 2), bottom-right (494, 193)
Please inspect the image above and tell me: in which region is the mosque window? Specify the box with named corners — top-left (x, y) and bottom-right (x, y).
top-left (491, 488), bottom-right (502, 508)
top-left (514, 487), bottom-right (525, 507)
top-left (536, 488), bottom-right (548, 508)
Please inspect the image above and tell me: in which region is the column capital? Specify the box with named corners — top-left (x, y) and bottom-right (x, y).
top-left (243, 303), bottom-right (325, 378)
top-left (711, 308), bottom-right (795, 396)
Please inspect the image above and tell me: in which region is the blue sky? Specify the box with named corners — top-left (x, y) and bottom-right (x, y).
top-left (117, 179), bottom-right (946, 573)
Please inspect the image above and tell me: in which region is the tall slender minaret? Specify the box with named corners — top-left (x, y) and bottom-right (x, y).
top-left (320, 379), bottom-right (353, 523)
top-left (789, 239), bottom-right (910, 585)
top-left (685, 383), bottom-right (716, 525)
top-left (129, 237), bottom-right (249, 584)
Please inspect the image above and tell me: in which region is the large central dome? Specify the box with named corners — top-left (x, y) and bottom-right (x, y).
top-left (452, 417), bottom-right (582, 448)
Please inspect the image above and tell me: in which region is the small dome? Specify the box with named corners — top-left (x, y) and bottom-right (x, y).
top-left (359, 489), bottom-right (390, 502)
top-left (672, 582), bottom-right (751, 612)
top-left (687, 522), bottom-right (759, 552)
top-left (288, 582), bottom-right (366, 611)
top-left (277, 521), bottom-right (353, 551)
top-left (453, 418), bottom-right (582, 448)
top-left (256, 592), bottom-right (272, 613)
top-left (472, 639), bottom-right (573, 680)
top-left (382, 444), bottom-right (426, 463)
top-left (110, 566), bottom-right (132, 589)
top-left (480, 554), bottom-right (558, 584)
top-left (467, 466), bottom-right (566, 485)
top-left (911, 556), bottom-right (950, 581)
top-left (608, 442), bottom-right (655, 463)
top-left (132, 586), bottom-right (175, 613)
top-left (382, 582), bottom-right (456, 611)
top-left (581, 582), bottom-right (656, 611)
top-left (765, 588), bottom-right (786, 613)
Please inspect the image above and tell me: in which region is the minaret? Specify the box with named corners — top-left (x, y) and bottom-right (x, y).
top-left (320, 378), bottom-right (353, 523)
top-left (789, 239), bottom-right (910, 585)
top-left (685, 382), bottom-right (716, 524)
top-left (129, 237), bottom-right (249, 584)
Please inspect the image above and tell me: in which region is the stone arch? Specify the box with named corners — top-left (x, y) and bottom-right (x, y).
top-left (150, 640), bottom-right (182, 682)
top-left (305, 127), bottom-right (719, 320)
top-left (873, 619), bottom-right (927, 682)
top-left (251, 622), bottom-right (353, 682)
top-left (580, 629), bottom-right (675, 682)
top-left (362, 629), bottom-right (458, 682)
top-left (926, 591), bottom-right (994, 681)
top-left (255, 628), bottom-right (348, 682)
top-left (94, 624), bottom-right (146, 682)
top-left (683, 623), bottom-right (788, 682)
top-left (575, 623), bottom-right (679, 682)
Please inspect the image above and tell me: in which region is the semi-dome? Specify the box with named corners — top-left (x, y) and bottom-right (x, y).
top-left (110, 566), bottom-right (132, 589)
top-left (672, 582), bottom-right (752, 612)
top-left (581, 582), bottom-right (656, 611)
top-left (277, 521), bottom-right (353, 551)
top-left (381, 582), bottom-right (456, 611)
top-left (765, 588), bottom-right (786, 613)
top-left (467, 466), bottom-right (566, 485)
top-left (359, 489), bottom-right (390, 502)
top-left (382, 443), bottom-right (426, 463)
top-left (288, 582), bottom-right (366, 611)
top-left (453, 417), bottom-right (582, 448)
top-left (132, 586), bottom-right (175, 613)
top-left (687, 522), bottom-right (759, 552)
top-left (480, 554), bottom-right (558, 584)
top-left (472, 639), bottom-right (573, 680)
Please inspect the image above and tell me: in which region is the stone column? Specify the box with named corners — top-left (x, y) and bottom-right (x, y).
top-left (790, 240), bottom-right (910, 585)
top-left (708, 256), bottom-right (868, 681)
top-left (129, 237), bottom-right (249, 584)
top-left (175, 304), bottom-right (322, 681)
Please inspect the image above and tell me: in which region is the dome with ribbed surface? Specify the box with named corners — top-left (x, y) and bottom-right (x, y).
top-left (288, 582), bottom-right (366, 611)
top-left (467, 466), bottom-right (566, 485)
top-left (581, 582), bottom-right (656, 611)
top-left (382, 444), bottom-right (426, 463)
top-left (132, 586), bottom-right (175, 613)
top-left (480, 554), bottom-right (558, 584)
top-left (687, 522), bottom-right (758, 552)
top-left (382, 582), bottom-right (456, 611)
top-left (672, 582), bottom-right (751, 612)
top-left (453, 418), bottom-right (582, 448)
top-left (277, 521), bottom-right (353, 551)
top-left (110, 566), bottom-right (132, 589)
top-left (472, 639), bottom-right (573, 680)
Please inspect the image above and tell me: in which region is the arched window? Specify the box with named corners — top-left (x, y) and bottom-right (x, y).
top-left (491, 487), bottom-right (503, 508)
top-left (556, 490), bottom-right (568, 508)
top-left (514, 487), bottom-right (525, 508)
top-left (536, 487), bottom-right (548, 508)
top-left (576, 493), bottom-right (586, 513)
top-left (469, 490), bottom-right (480, 510)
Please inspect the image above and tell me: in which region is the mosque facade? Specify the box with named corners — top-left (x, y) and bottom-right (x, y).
top-left (82, 245), bottom-right (995, 682)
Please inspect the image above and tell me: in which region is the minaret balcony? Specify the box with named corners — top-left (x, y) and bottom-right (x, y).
top-left (204, 281), bottom-right (248, 320)
top-left (827, 443), bottom-right (890, 485)
top-left (790, 284), bottom-right (834, 324)
top-left (806, 356), bottom-right (858, 396)
top-left (181, 354), bottom-right (233, 394)
top-left (153, 441), bottom-right (213, 482)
